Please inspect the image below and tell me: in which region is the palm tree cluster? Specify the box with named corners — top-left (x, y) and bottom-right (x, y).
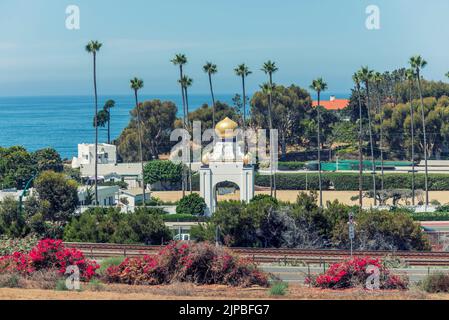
top-left (85, 40), bottom-right (435, 211)
top-left (349, 55), bottom-right (431, 210)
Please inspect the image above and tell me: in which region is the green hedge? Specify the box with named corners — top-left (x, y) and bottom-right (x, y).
top-left (407, 211), bottom-right (449, 222)
top-left (277, 162), bottom-right (306, 171)
top-left (162, 214), bottom-right (209, 222)
top-left (254, 173), bottom-right (449, 191)
top-left (255, 173), bottom-right (328, 190)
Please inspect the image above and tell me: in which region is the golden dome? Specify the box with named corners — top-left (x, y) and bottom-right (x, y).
top-left (215, 117), bottom-right (238, 139)
top-left (243, 153), bottom-right (252, 165)
top-left (201, 152), bottom-right (210, 165)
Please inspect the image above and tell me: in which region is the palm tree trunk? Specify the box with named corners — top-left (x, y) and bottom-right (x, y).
top-left (417, 71), bottom-right (429, 206)
top-left (376, 92), bottom-right (384, 191)
top-left (93, 52), bottom-right (99, 206)
top-left (107, 109), bottom-right (111, 144)
top-left (366, 83), bottom-right (377, 206)
top-left (135, 90), bottom-right (146, 206)
top-left (356, 86), bottom-right (364, 210)
top-left (317, 91), bottom-right (323, 208)
top-left (179, 66), bottom-right (187, 198)
top-left (410, 85), bottom-right (416, 206)
top-left (242, 75), bottom-right (247, 128)
top-left (185, 86), bottom-right (192, 194)
top-left (268, 74), bottom-right (275, 199)
top-left (208, 73), bottom-right (216, 128)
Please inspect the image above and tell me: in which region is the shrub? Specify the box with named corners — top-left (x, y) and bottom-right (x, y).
top-left (269, 281), bottom-right (289, 296)
top-left (250, 194), bottom-right (278, 205)
top-left (306, 257), bottom-right (409, 290)
top-left (63, 207), bottom-right (171, 245)
top-left (98, 257), bottom-right (125, 276)
top-left (144, 160), bottom-right (183, 190)
top-left (420, 272), bottom-right (449, 293)
top-left (105, 241), bottom-right (269, 288)
top-left (176, 194), bottom-right (207, 216)
top-left (0, 273), bottom-right (22, 288)
top-left (331, 210), bottom-right (430, 251)
top-left (0, 235), bottom-right (38, 256)
top-left (0, 239), bottom-right (99, 281)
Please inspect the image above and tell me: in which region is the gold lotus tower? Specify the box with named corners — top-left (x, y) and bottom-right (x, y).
top-left (200, 117), bottom-right (255, 215)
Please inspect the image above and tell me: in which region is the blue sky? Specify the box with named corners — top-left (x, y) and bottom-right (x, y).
top-left (1, 0), bottom-right (449, 96)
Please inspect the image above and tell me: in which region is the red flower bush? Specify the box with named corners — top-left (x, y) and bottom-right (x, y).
top-left (306, 257), bottom-right (409, 290)
top-left (0, 239), bottom-right (98, 281)
top-left (106, 241), bottom-right (269, 287)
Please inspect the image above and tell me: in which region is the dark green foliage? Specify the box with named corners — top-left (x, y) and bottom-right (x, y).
top-left (144, 160), bottom-right (183, 190)
top-left (115, 100), bottom-right (177, 162)
top-left (277, 162), bottom-right (306, 171)
top-left (207, 193), bottom-right (430, 251)
top-left (176, 194), bottom-right (207, 216)
top-left (0, 197), bottom-right (28, 238)
top-left (63, 207), bottom-right (171, 245)
top-left (34, 171), bottom-right (78, 224)
top-left (0, 146), bottom-right (63, 189)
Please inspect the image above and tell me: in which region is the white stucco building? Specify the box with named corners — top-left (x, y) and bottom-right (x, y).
top-left (72, 143), bottom-right (144, 189)
top-left (200, 117), bottom-right (255, 215)
top-left (72, 143), bottom-right (117, 168)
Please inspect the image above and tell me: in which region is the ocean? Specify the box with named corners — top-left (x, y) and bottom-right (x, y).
top-left (0, 93), bottom-right (348, 159)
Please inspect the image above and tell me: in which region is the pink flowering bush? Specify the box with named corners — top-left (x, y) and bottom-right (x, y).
top-left (106, 241), bottom-right (269, 287)
top-left (306, 257), bottom-right (409, 290)
top-left (0, 239), bottom-right (98, 281)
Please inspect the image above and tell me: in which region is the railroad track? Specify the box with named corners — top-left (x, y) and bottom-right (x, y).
top-left (65, 242), bottom-right (449, 266)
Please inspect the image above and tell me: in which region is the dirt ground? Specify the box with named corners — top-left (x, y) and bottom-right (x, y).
top-left (151, 190), bottom-right (449, 206)
top-left (0, 283), bottom-right (448, 300)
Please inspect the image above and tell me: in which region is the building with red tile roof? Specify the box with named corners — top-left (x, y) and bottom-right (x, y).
top-left (312, 96), bottom-right (349, 111)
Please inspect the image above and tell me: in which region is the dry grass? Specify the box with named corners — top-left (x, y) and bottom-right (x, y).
top-left (0, 283), bottom-right (448, 300)
top-left (151, 190), bottom-right (449, 206)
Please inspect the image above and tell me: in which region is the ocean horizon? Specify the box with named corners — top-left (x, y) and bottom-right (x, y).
top-left (0, 93), bottom-right (349, 159)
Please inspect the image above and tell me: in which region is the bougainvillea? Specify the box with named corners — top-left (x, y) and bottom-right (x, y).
top-left (105, 241), bottom-right (269, 287)
top-left (306, 256), bottom-right (409, 290)
top-left (0, 239), bottom-right (98, 281)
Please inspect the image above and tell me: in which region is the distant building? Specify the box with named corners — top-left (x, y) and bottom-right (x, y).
top-left (77, 185), bottom-right (119, 207)
top-left (72, 144), bottom-right (144, 189)
top-left (312, 96), bottom-right (349, 111)
top-left (72, 143), bottom-right (117, 168)
top-left (0, 188), bottom-right (34, 202)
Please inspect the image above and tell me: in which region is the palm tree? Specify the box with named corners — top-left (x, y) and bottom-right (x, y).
top-left (409, 55), bottom-right (429, 206)
top-left (85, 40), bottom-right (102, 206)
top-left (179, 75), bottom-right (193, 193)
top-left (406, 68), bottom-right (416, 206)
top-left (171, 54), bottom-right (188, 197)
top-left (203, 62), bottom-right (218, 127)
top-left (130, 77), bottom-right (146, 206)
top-left (373, 72), bottom-right (384, 191)
top-left (234, 64), bottom-right (252, 128)
top-left (261, 60), bottom-right (278, 199)
top-left (359, 66), bottom-right (377, 206)
top-left (353, 72), bottom-right (364, 210)
top-left (310, 78), bottom-right (328, 208)
top-left (103, 99), bottom-right (115, 144)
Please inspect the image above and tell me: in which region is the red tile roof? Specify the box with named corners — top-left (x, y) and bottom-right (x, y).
top-left (312, 99), bottom-right (349, 110)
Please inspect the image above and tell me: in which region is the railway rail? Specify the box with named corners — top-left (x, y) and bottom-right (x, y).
top-left (65, 242), bottom-right (449, 266)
